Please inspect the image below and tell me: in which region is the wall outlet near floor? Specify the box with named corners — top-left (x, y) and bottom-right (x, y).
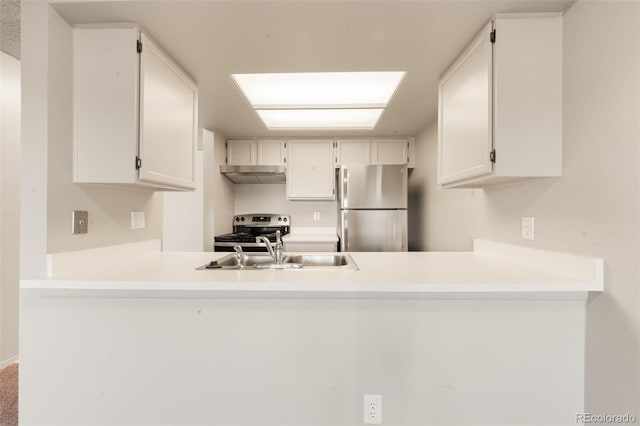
top-left (521, 216), bottom-right (535, 240)
top-left (131, 211), bottom-right (146, 230)
top-left (313, 211), bottom-right (321, 221)
top-left (364, 394), bottom-right (382, 424)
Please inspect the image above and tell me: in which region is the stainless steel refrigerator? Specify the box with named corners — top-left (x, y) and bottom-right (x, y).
top-left (338, 164), bottom-right (408, 252)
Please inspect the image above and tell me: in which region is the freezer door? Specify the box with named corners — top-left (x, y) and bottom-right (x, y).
top-left (339, 165), bottom-right (407, 209)
top-left (340, 210), bottom-right (407, 252)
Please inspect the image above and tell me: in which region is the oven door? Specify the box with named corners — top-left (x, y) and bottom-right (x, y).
top-left (213, 241), bottom-right (274, 253)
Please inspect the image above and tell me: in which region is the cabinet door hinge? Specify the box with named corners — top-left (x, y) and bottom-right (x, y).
top-left (489, 149), bottom-right (496, 163)
top-left (135, 156), bottom-right (142, 170)
top-left (490, 29), bottom-right (496, 43)
top-left (136, 40), bottom-right (143, 53)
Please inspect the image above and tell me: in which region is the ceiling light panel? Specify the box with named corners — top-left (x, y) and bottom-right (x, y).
top-left (232, 72), bottom-right (406, 109)
top-left (256, 108), bottom-right (384, 129)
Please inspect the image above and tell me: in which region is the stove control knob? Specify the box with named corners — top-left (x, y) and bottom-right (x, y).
top-left (278, 217), bottom-right (282, 222)
top-left (240, 217), bottom-right (245, 222)
top-left (283, 217), bottom-right (288, 222)
top-left (235, 217), bottom-right (240, 222)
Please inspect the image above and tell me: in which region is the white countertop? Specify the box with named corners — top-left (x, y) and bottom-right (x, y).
top-left (21, 239), bottom-right (603, 297)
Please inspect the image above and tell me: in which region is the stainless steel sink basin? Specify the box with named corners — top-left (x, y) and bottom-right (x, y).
top-left (197, 253), bottom-right (358, 270)
top-left (197, 254), bottom-right (276, 270)
top-left (284, 254), bottom-right (358, 270)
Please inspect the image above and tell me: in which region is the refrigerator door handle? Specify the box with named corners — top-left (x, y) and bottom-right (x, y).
top-left (342, 211), bottom-right (348, 252)
top-left (342, 168), bottom-right (349, 208)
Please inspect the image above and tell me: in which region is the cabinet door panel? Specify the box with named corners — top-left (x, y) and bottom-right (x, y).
top-left (227, 140), bottom-right (257, 165)
top-left (287, 140), bottom-right (335, 200)
top-left (74, 27), bottom-right (139, 183)
top-left (372, 138), bottom-right (408, 165)
top-left (337, 139), bottom-right (371, 165)
top-left (139, 33), bottom-right (197, 189)
top-left (438, 23), bottom-right (493, 185)
top-left (257, 139), bottom-right (285, 166)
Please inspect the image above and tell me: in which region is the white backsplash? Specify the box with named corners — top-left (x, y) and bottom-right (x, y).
top-left (233, 184), bottom-right (337, 228)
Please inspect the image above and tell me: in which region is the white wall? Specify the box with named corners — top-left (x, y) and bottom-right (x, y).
top-left (20, 1), bottom-right (49, 278)
top-left (412, 0), bottom-right (640, 417)
top-left (162, 148), bottom-right (204, 252)
top-left (0, 51), bottom-right (20, 367)
top-left (207, 128), bottom-right (234, 247)
top-left (234, 185), bottom-right (338, 229)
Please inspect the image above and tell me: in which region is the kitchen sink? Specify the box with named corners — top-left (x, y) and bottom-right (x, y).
top-left (284, 254), bottom-right (358, 269)
top-left (197, 253), bottom-right (358, 270)
top-left (198, 254), bottom-right (276, 269)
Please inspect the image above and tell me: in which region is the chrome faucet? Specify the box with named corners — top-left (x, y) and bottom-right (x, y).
top-left (256, 230), bottom-right (284, 264)
top-left (233, 244), bottom-right (244, 265)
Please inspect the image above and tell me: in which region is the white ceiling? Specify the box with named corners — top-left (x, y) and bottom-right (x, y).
top-left (53, 0), bottom-right (574, 138)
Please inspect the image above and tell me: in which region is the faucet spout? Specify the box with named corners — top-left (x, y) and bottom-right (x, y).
top-left (256, 230), bottom-right (284, 264)
top-left (256, 236), bottom-right (276, 261)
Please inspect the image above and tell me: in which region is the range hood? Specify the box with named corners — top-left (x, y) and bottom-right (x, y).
top-left (219, 165), bottom-right (286, 184)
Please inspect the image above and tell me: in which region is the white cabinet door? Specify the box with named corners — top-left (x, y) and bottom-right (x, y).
top-left (138, 32), bottom-right (197, 189)
top-left (287, 139), bottom-right (335, 200)
top-left (257, 139), bottom-right (285, 166)
top-left (437, 23), bottom-right (493, 185)
top-left (336, 139), bottom-right (371, 166)
top-left (74, 27), bottom-right (140, 184)
top-left (226, 139), bottom-right (257, 165)
top-left (372, 138), bottom-right (409, 165)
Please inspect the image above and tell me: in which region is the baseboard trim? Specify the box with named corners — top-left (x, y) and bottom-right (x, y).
top-left (0, 355), bottom-right (18, 369)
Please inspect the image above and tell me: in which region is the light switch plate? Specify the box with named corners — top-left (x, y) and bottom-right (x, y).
top-left (72, 210), bottom-right (88, 234)
top-left (131, 211), bottom-right (146, 230)
top-left (521, 216), bottom-right (535, 240)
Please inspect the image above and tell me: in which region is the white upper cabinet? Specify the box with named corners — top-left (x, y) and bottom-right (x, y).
top-left (226, 139), bottom-right (285, 166)
top-left (226, 139), bottom-right (257, 165)
top-left (286, 139), bottom-right (335, 200)
top-left (438, 14), bottom-right (562, 188)
top-left (257, 139), bottom-right (286, 166)
top-left (73, 25), bottom-right (198, 191)
top-left (336, 137), bottom-right (414, 167)
top-left (372, 138), bottom-right (410, 165)
top-left (335, 138), bottom-right (371, 166)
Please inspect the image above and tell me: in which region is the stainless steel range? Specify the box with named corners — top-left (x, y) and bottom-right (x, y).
top-left (214, 214), bottom-right (290, 252)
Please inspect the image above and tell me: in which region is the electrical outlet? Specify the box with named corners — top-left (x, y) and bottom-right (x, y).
top-left (521, 216), bottom-right (534, 240)
top-left (313, 211), bottom-right (321, 221)
top-left (131, 211), bottom-right (146, 230)
top-left (364, 394), bottom-right (382, 424)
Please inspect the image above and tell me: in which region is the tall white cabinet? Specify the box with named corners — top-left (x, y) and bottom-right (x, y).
top-left (438, 14), bottom-right (562, 188)
top-left (73, 25), bottom-right (198, 190)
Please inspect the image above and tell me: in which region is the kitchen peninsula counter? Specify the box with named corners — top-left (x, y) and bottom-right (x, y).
top-left (20, 239), bottom-right (602, 426)
top-left (21, 239), bottom-right (603, 297)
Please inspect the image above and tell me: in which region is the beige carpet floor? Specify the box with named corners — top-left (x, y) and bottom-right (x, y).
top-left (0, 363), bottom-right (18, 426)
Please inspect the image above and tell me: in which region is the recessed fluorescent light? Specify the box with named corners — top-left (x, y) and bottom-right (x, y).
top-left (256, 108), bottom-right (384, 129)
top-left (231, 72), bottom-right (406, 109)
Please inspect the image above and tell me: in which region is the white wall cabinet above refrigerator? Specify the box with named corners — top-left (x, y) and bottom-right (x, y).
top-left (226, 138), bottom-right (286, 166)
top-left (287, 139), bottom-right (335, 200)
top-left (437, 13), bottom-right (562, 188)
top-left (73, 25), bottom-right (198, 191)
top-left (335, 137), bottom-right (415, 167)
